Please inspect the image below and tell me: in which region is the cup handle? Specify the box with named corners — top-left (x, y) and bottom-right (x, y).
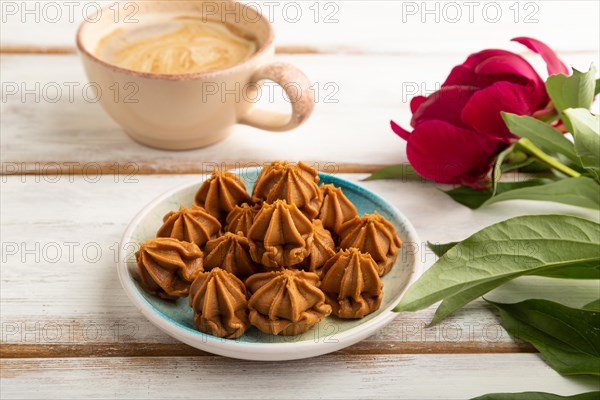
top-left (239, 62), bottom-right (315, 132)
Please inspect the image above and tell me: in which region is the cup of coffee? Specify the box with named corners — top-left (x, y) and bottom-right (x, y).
top-left (77, 1), bottom-right (314, 150)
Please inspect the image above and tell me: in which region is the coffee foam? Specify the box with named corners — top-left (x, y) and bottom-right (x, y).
top-left (95, 16), bottom-right (257, 74)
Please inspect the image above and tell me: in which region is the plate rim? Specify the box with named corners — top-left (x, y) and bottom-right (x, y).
top-left (117, 168), bottom-right (423, 360)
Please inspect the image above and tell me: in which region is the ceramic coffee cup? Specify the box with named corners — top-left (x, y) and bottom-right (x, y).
top-left (77, 1), bottom-right (314, 150)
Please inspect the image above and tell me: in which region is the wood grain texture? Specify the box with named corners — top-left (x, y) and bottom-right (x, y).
top-left (3, 2), bottom-right (600, 396)
top-left (2, 354), bottom-right (599, 399)
top-left (0, 341), bottom-right (536, 359)
top-left (1, 1), bottom-right (598, 54)
top-left (2, 175), bottom-right (599, 359)
top-left (2, 52), bottom-right (597, 174)
top-left (1, 161), bottom-right (388, 175)
top-left (1, 53), bottom-right (407, 173)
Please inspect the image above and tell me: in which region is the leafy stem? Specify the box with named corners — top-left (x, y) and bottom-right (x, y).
top-left (517, 138), bottom-right (581, 178)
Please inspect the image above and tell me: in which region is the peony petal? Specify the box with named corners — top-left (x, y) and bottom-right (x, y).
top-left (443, 65), bottom-right (479, 87)
top-left (411, 85), bottom-right (477, 128)
top-left (463, 49), bottom-right (516, 68)
top-left (475, 54), bottom-right (547, 108)
top-left (461, 82), bottom-right (538, 142)
top-left (512, 37), bottom-right (569, 75)
top-left (410, 96), bottom-right (426, 113)
top-left (406, 120), bottom-right (500, 187)
top-left (390, 120), bottom-right (411, 141)
top-left (443, 50), bottom-right (514, 88)
top-left (475, 55), bottom-right (541, 85)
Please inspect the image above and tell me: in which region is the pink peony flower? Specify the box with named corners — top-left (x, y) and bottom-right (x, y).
top-left (392, 37), bottom-right (568, 188)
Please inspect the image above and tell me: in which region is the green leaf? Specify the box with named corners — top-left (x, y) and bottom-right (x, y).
top-left (518, 159), bottom-right (551, 173)
top-left (484, 176), bottom-right (600, 210)
top-left (471, 392), bottom-right (600, 400)
top-left (540, 264), bottom-right (600, 280)
top-left (488, 299), bottom-right (600, 376)
top-left (432, 265), bottom-right (600, 325)
top-left (425, 239), bottom-right (596, 280)
top-left (444, 186), bottom-right (495, 209)
top-left (394, 215), bottom-right (600, 322)
top-left (502, 113), bottom-right (579, 164)
top-left (595, 78), bottom-right (600, 96)
top-left (492, 145), bottom-right (515, 195)
top-left (563, 108), bottom-right (600, 181)
top-left (363, 164), bottom-right (425, 181)
top-left (583, 299), bottom-right (600, 312)
top-left (516, 138), bottom-right (582, 178)
top-left (427, 241), bottom-right (458, 257)
top-left (430, 261), bottom-right (599, 325)
top-left (431, 277), bottom-right (514, 325)
top-left (501, 152), bottom-right (535, 173)
top-left (546, 66), bottom-right (596, 115)
top-left (444, 179), bottom-right (551, 209)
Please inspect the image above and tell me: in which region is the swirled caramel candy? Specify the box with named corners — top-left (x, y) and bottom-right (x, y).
top-left (252, 161), bottom-right (322, 219)
top-left (189, 268), bottom-right (249, 339)
top-left (203, 232), bottom-right (260, 279)
top-left (318, 184), bottom-right (358, 236)
top-left (247, 200), bottom-right (314, 268)
top-left (320, 248), bottom-right (383, 318)
top-left (195, 169), bottom-right (251, 221)
top-left (298, 220), bottom-right (336, 275)
top-left (339, 212), bottom-right (402, 276)
top-left (224, 203), bottom-right (261, 236)
top-left (135, 238), bottom-right (203, 300)
top-left (157, 204), bottom-right (221, 248)
top-left (246, 270), bottom-right (331, 336)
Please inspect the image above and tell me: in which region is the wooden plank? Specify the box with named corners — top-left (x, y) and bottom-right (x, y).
top-left (2, 354), bottom-right (599, 399)
top-left (2, 175), bottom-right (599, 359)
top-left (1, 1), bottom-right (598, 55)
top-left (0, 341), bottom-right (535, 359)
top-left (0, 309), bottom-right (537, 358)
top-left (1, 161), bottom-right (388, 175)
top-left (0, 52), bottom-right (406, 173)
top-left (2, 52), bottom-right (598, 174)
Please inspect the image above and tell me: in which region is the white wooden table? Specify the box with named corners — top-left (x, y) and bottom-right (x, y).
top-left (1, 1), bottom-right (599, 398)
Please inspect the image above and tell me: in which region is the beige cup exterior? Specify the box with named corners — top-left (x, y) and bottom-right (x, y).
top-left (77, 1), bottom-right (314, 150)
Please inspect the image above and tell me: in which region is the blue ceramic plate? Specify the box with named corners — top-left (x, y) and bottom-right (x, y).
top-left (118, 168), bottom-right (421, 360)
